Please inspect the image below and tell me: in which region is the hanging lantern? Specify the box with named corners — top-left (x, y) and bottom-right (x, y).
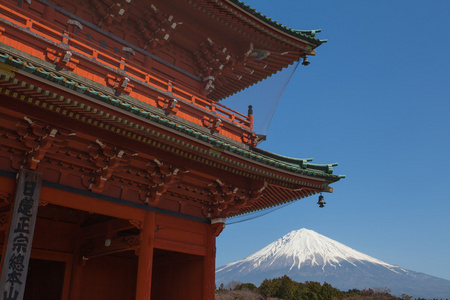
top-left (317, 194), bottom-right (326, 208)
top-left (302, 56), bottom-right (310, 66)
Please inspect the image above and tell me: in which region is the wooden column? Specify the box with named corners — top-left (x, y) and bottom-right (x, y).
top-left (0, 170), bottom-right (42, 300)
top-left (135, 211), bottom-right (155, 300)
top-left (204, 219), bottom-right (225, 300)
top-left (203, 227), bottom-right (215, 300)
top-left (68, 229), bottom-right (83, 300)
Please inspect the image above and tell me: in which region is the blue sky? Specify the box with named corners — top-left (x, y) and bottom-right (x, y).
top-left (216, 0), bottom-right (450, 282)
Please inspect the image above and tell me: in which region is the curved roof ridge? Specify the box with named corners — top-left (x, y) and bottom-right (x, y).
top-left (253, 148), bottom-right (313, 165)
top-left (226, 0), bottom-right (325, 45)
top-left (1, 52), bottom-right (344, 180)
top-left (253, 147), bottom-right (342, 176)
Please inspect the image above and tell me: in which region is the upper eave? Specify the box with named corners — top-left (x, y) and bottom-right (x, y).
top-left (0, 0), bottom-right (325, 102)
top-left (225, 0), bottom-right (324, 47)
top-left (160, 0), bottom-right (326, 100)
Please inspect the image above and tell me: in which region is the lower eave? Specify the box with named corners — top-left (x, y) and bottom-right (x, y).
top-left (0, 52), bottom-right (343, 219)
top-left (0, 52), bottom-right (343, 182)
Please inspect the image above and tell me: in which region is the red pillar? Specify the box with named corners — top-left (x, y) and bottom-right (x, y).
top-left (68, 256), bottom-right (84, 300)
top-left (136, 211), bottom-right (155, 300)
top-left (68, 229), bottom-right (83, 300)
top-left (203, 226), bottom-right (216, 300)
top-left (204, 219), bottom-right (225, 300)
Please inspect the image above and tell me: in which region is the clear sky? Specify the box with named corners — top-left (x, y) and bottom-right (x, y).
top-left (216, 0), bottom-right (450, 282)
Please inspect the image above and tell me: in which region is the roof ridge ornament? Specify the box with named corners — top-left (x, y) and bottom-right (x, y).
top-left (296, 29), bottom-right (322, 37)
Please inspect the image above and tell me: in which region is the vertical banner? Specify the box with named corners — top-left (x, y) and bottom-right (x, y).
top-left (0, 170), bottom-right (42, 300)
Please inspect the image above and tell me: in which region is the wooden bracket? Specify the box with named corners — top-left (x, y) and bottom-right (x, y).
top-left (106, 74), bottom-right (133, 95)
top-left (45, 48), bottom-right (79, 70)
top-left (156, 96), bottom-right (178, 115)
top-left (86, 142), bottom-right (130, 193)
top-left (141, 161), bottom-right (185, 205)
top-left (242, 132), bottom-right (258, 147)
top-left (134, 5), bottom-right (180, 49)
top-left (96, 0), bottom-right (133, 26)
top-left (202, 116), bottom-right (222, 132)
top-left (211, 219), bottom-right (225, 237)
top-left (16, 119), bottom-right (70, 170)
top-left (207, 180), bottom-right (246, 218)
top-left (129, 219), bottom-right (143, 230)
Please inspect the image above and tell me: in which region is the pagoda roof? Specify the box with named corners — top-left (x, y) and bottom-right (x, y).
top-left (0, 1), bottom-right (342, 219)
top-left (227, 0), bottom-right (325, 46)
top-left (35, 0), bottom-right (324, 101)
top-left (3, 0), bottom-right (326, 102)
top-left (0, 59), bottom-right (343, 218)
top-left (176, 0), bottom-right (326, 100)
top-left (0, 53), bottom-right (343, 183)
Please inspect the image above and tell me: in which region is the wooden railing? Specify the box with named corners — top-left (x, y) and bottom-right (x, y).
top-left (0, 3), bottom-right (253, 133)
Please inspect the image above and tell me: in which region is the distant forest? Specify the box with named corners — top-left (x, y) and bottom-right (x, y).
top-left (215, 275), bottom-right (446, 300)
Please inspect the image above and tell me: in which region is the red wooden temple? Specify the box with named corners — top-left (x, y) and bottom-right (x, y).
top-left (0, 0), bottom-right (343, 299)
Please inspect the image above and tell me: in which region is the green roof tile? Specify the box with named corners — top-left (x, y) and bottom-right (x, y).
top-left (0, 52), bottom-right (343, 181)
top-left (228, 0), bottom-right (324, 45)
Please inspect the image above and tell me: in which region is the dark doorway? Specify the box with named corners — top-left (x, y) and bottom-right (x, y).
top-left (151, 249), bottom-right (204, 300)
top-left (24, 259), bottom-right (65, 300)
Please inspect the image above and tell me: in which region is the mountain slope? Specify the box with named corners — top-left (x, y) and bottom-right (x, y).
top-left (216, 229), bottom-right (450, 298)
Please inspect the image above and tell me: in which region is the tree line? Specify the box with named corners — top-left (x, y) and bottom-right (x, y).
top-left (215, 275), bottom-right (445, 300)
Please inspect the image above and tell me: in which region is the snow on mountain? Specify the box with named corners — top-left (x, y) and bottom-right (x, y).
top-left (218, 228), bottom-right (396, 273)
top-left (216, 228), bottom-right (450, 298)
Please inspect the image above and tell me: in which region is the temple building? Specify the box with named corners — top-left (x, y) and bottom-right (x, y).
top-left (0, 0), bottom-right (343, 299)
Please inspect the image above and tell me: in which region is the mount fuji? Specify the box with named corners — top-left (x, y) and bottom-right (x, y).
top-left (216, 228), bottom-right (450, 298)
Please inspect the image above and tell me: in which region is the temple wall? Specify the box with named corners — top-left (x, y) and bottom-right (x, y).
top-left (80, 255), bottom-right (138, 300)
top-left (152, 251), bottom-right (204, 300)
top-left (0, 175), bottom-right (214, 300)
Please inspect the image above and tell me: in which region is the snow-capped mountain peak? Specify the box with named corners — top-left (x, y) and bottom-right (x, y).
top-left (218, 228), bottom-right (395, 273)
top-left (216, 228), bottom-right (450, 298)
